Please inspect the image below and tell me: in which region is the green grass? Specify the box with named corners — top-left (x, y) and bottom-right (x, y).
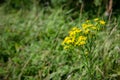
top-left (0, 6), bottom-right (120, 80)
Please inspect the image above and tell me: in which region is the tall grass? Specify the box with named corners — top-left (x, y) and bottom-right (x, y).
top-left (0, 6), bottom-right (120, 80)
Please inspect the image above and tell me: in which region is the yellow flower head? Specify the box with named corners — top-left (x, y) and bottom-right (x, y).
top-left (69, 31), bottom-right (76, 37)
top-left (92, 26), bottom-right (97, 30)
top-left (82, 23), bottom-right (93, 30)
top-left (80, 41), bottom-right (86, 45)
top-left (62, 36), bottom-right (73, 45)
top-left (75, 36), bottom-right (87, 46)
top-left (80, 36), bottom-right (87, 40)
top-left (69, 27), bottom-right (81, 36)
top-left (99, 20), bottom-right (105, 25)
top-left (84, 29), bottom-right (90, 34)
top-left (82, 23), bottom-right (87, 28)
top-left (94, 18), bottom-right (99, 21)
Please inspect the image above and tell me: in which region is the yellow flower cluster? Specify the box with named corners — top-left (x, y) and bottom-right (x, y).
top-left (69, 27), bottom-right (82, 37)
top-left (94, 18), bottom-right (106, 25)
top-left (62, 18), bottom-right (106, 50)
top-left (82, 23), bottom-right (95, 34)
top-left (75, 36), bottom-right (87, 46)
top-left (82, 18), bottom-right (106, 34)
top-left (62, 36), bottom-right (74, 44)
top-left (62, 27), bottom-right (87, 49)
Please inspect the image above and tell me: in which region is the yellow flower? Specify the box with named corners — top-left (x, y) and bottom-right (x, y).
top-left (76, 29), bottom-right (81, 33)
top-left (94, 18), bottom-right (99, 21)
top-left (99, 20), bottom-right (105, 25)
top-left (82, 23), bottom-right (87, 28)
top-left (80, 41), bottom-right (86, 45)
top-left (84, 29), bottom-right (90, 34)
top-left (82, 23), bottom-right (93, 30)
top-left (69, 31), bottom-right (76, 37)
top-left (75, 36), bottom-right (87, 46)
top-left (62, 37), bottom-right (71, 45)
top-left (62, 36), bottom-right (75, 45)
top-left (69, 27), bottom-right (81, 37)
top-left (70, 36), bottom-right (75, 44)
top-left (92, 26), bottom-right (97, 30)
top-left (78, 36), bottom-right (87, 41)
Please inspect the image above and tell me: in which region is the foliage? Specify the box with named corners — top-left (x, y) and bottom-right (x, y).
top-left (0, 3), bottom-right (120, 80)
top-left (3, 0), bottom-right (38, 11)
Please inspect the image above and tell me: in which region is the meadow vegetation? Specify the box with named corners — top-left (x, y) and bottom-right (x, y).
top-left (0, 0), bottom-right (120, 80)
